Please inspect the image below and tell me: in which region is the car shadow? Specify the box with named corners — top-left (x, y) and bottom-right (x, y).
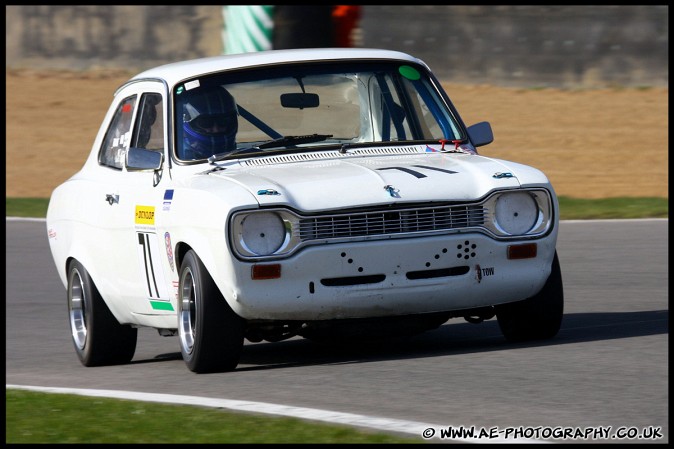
top-left (141, 309), bottom-right (668, 371)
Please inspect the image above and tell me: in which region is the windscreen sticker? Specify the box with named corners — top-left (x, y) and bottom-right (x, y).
top-left (399, 65), bottom-right (421, 81)
top-left (184, 80), bottom-right (200, 91)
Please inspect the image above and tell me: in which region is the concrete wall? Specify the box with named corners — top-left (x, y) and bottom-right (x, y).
top-left (5, 5), bottom-right (668, 88)
top-left (361, 5), bottom-right (668, 88)
top-left (5, 5), bottom-right (224, 71)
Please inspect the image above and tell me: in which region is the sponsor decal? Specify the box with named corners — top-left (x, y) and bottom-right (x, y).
top-left (163, 189), bottom-right (174, 211)
top-left (149, 300), bottom-right (174, 311)
top-left (165, 232), bottom-right (175, 272)
top-left (135, 205), bottom-right (155, 225)
top-left (457, 144), bottom-right (477, 155)
top-left (47, 228), bottom-right (57, 239)
top-left (172, 280), bottom-right (179, 301)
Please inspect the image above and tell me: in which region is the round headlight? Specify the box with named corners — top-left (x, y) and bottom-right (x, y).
top-left (240, 212), bottom-right (286, 256)
top-left (494, 192), bottom-right (538, 235)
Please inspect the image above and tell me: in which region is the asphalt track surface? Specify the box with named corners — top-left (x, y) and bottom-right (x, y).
top-left (6, 218), bottom-right (669, 443)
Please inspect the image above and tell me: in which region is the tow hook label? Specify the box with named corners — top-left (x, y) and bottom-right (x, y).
top-left (475, 264), bottom-right (495, 283)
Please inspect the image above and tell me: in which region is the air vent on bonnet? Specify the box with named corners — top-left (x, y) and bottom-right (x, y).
top-left (242, 146), bottom-right (423, 166)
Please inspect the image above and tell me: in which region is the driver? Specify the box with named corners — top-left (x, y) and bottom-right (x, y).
top-left (180, 85), bottom-right (238, 160)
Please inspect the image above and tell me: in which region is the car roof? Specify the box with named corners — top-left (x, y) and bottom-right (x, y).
top-left (127, 48), bottom-right (425, 89)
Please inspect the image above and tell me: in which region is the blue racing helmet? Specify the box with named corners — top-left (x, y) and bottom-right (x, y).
top-left (181, 85), bottom-right (238, 159)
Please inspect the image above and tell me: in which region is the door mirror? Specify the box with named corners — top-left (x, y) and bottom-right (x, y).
top-left (467, 121), bottom-right (494, 147)
top-left (127, 147), bottom-right (163, 171)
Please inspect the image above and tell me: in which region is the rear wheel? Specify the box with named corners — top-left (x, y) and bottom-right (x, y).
top-left (496, 251), bottom-right (564, 342)
top-left (67, 259), bottom-right (137, 366)
top-left (178, 250), bottom-right (245, 373)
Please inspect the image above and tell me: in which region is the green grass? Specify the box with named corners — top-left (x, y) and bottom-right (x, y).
top-left (5, 389), bottom-right (423, 444)
top-left (557, 196), bottom-right (668, 219)
top-left (5, 198), bottom-right (50, 218)
top-left (6, 196), bottom-right (669, 220)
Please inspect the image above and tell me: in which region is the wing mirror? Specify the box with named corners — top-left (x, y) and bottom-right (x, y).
top-left (467, 121), bottom-right (494, 147)
top-left (127, 147), bottom-right (163, 171)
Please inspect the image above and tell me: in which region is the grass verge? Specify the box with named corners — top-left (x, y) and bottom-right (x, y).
top-left (6, 389), bottom-right (422, 444)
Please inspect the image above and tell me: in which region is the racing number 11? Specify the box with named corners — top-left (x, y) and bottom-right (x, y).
top-left (136, 231), bottom-right (170, 301)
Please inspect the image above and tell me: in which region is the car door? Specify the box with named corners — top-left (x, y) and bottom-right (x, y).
top-left (81, 91), bottom-right (139, 315)
top-left (96, 81), bottom-right (175, 318)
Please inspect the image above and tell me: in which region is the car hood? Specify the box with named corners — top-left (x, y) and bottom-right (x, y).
top-left (206, 148), bottom-right (548, 211)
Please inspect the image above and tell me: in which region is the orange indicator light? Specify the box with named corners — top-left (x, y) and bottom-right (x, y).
top-left (251, 264), bottom-right (281, 280)
top-left (507, 243), bottom-right (537, 260)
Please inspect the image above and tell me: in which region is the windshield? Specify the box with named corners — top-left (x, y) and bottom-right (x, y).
top-left (174, 61), bottom-right (464, 162)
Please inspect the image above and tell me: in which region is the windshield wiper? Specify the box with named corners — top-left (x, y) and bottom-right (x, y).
top-left (208, 146), bottom-right (261, 163)
top-left (256, 134), bottom-right (333, 150)
top-left (208, 134), bottom-right (334, 164)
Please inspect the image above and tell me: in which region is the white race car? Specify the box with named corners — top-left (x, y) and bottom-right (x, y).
top-left (47, 48), bottom-right (563, 373)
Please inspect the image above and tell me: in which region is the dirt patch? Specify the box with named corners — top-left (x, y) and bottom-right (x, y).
top-left (6, 69), bottom-right (668, 199)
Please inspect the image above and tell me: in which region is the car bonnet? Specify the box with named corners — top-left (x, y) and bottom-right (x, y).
top-left (204, 149), bottom-right (535, 211)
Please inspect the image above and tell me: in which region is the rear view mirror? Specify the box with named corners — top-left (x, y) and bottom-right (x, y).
top-left (280, 93), bottom-right (319, 109)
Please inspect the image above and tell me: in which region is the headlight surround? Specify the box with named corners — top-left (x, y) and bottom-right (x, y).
top-left (230, 189), bottom-right (554, 260)
top-left (494, 191), bottom-right (538, 234)
top-left (240, 212), bottom-right (285, 255)
top-left (230, 210), bottom-right (300, 259)
top-left (484, 190), bottom-right (552, 237)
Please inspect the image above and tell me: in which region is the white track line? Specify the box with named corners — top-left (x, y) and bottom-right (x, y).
top-left (6, 384), bottom-right (545, 443)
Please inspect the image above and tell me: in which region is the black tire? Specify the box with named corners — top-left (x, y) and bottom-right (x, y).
top-left (496, 251), bottom-right (564, 342)
top-left (178, 250), bottom-right (245, 373)
top-left (67, 259), bottom-right (137, 366)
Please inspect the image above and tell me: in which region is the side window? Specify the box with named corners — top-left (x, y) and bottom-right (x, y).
top-left (98, 96), bottom-right (137, 169)
top-left (132, 93), bottom-right (164, 152)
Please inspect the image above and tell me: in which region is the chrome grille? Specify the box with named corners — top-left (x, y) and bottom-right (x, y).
top-left (299, 204), bottom-right (486, 241)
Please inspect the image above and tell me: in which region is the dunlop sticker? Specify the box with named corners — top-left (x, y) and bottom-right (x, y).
top-left (135, 205), bottom-right (155, 225)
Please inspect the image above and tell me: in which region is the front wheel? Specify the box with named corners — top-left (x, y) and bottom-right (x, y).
top-left (178, 250), bottom-right (245, 373)
top-left (496, 251), bottom-right (564, 342)
top-left (67, 259), bottom-right (137, 366)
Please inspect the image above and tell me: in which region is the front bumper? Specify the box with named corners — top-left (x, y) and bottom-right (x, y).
top-left (221, 231), bottom-right (557, 321)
